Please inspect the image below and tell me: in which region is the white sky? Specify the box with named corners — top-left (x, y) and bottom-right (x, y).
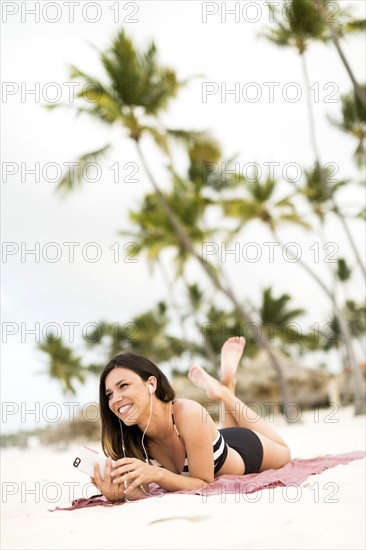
top-left (1, 0), bottom-right (366, 434)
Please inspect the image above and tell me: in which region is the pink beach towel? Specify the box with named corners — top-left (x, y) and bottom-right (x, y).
top-left (50, 451), bottom-right (365, 512)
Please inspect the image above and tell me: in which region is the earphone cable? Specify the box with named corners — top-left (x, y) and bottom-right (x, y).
top-left (141, 390), bottom-right (153, 466)
top-left (118, 393), bottom-right (153, 498)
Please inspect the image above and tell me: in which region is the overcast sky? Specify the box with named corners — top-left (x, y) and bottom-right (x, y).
top-left (2, 0), bottom-right (365, 434)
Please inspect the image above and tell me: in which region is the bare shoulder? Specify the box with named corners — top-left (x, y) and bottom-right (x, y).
top-left (173, 398), bottom-right (205, 417)
top-left (173, 399), bottom-right (215, 434)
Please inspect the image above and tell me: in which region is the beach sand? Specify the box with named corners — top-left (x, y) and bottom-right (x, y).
top-left (1, 405), bottom-right (365, 550)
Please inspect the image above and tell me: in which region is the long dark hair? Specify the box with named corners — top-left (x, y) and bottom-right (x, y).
top-left (99, 352), bottom-right (175, 461)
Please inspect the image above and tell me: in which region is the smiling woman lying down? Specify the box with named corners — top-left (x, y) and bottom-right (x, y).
top-left (91, 337), bottom-right (291, 502)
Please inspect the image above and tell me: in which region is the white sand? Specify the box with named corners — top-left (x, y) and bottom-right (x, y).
top-left (1, 405), bottom-right (365, 550)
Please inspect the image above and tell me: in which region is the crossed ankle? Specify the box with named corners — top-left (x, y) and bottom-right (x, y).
top-left (219, 379), bottom-right (237, 394)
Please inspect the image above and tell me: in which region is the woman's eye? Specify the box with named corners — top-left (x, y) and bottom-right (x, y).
top-left (106, 384), bottom-right (127, 399)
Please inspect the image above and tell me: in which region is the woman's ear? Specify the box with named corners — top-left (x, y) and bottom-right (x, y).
top-left (147, 377), bottom-right (157, 394)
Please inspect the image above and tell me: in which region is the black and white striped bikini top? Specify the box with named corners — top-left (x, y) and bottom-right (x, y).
top-left (171, 401), bottom-right (228, 476)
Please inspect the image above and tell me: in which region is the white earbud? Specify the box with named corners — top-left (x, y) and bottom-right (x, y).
top-left (148, 384), bottom-right (153, 394)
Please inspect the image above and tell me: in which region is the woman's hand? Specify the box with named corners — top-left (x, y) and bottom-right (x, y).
top-left (110, 457), bottom-right (158, 497)
top-left (90, 458), bottom-right (125, 502)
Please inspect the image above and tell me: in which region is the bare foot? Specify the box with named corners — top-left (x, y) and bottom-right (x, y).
top-left (220, 336), bottom-right (245, 389)
top-left (188, 365), bottom-right (224, 401)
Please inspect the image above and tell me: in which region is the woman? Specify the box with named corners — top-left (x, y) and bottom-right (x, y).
top-left (91, 336), bottom-right (291, 502)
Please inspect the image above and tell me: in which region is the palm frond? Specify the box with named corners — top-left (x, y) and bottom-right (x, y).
top-left (344, 19), bottom-right (366, 33)
top-left (57, 144), bottom-right (112, 194)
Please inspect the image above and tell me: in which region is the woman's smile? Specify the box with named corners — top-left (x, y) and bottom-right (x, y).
top-left (117, 403), bottom-right (133, 417)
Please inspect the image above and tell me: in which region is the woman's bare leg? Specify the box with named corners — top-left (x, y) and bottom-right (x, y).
top-left (189, 336), bottom-right (291, 470)
top-left (188, 336), bottom-right (289, 446)
top-left (219, 336), bottom-right (246, 428)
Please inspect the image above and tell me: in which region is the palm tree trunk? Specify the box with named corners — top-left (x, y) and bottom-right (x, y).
top-left (135, 139), bottom-right (292, 418)
top-left (312, 0), bottom-right (366, 108)
top-left (274, 232), bottom-right (366, 415)
top-left (156, 256), bottom-right (193, 354)
top-left (197, 319), bottom-right (220, 375)
top-left (301, 53), bottom-right (321, 161)
top-left (181, 272), bottom-right (220, 375)
top-left (332, 201), bottom-right (366, 278)
top-left (301, 50), bottom-right (366, 281)
top-left (315, 223), bottom-right (347, 370)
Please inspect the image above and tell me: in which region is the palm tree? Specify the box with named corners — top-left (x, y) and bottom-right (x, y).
top-left (256, 287), bottom-right (325, 357)
top-left (120, 166), bottom-right (220, 362)
top-left (84, 302), bottom-right (185, 367)
top-left (122, 178), bottom-right (217, 274)
top-left (122, 166), bottom-right (294, 410)
top-left (264, 1), bottom-right (365, 278)
top-left (312, 0), bottom-right (366, 108)
top-left (265, 1), bottom-right (365, 139)
top-left (334, 261), bottom-right (366, 361)
top-left (122, 171), bottom-right (293, 398)
top-left (263, 2), bottom-right (364, 410)
top-left (38, 302), bottom-right (191, 402)
top-left (184, 282), bottom-right (220, 375)
top-left (38, 334), bottom-right (87, 395)
top-left (129, 301), bottom-right (185, 363)
top-left (258, 287), bottom-right (306, 349)
top-left (176, 289), bottom-right (261, 371)
top-left (294, 163), bottom-right (365, 392)
top-left (223, 175), bottom-right (366, 414)
top-left (329, 86), bottom-right (366, 169)
top-left (222, 176), bottom-right (310, 233)
top-left (46, 28), bottom-right (305, 416)
top-left (264, 0), bottom-right (333, 160)
top-left (344, 300), bottom-right (366, 358)
top-left (297, 163), bottom-right (366, 278)
top-left (323, 301), bottom-right (366, 362)
top-left (282, 243), bottom-right (365, 414)
top-left (182, 283), bottom-right (263, 374)
top-left (204, 303), bottom-right (259, 360)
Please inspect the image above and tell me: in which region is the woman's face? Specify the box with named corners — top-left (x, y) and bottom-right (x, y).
top-left (105, 367), bottom-right (150, 425)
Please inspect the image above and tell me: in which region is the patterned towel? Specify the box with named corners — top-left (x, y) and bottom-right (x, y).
top-left (50, 451), bottom-right (365, 512)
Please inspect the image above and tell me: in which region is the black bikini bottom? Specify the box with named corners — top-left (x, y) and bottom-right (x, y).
top-left (219, 427), bottom-right (264, 475)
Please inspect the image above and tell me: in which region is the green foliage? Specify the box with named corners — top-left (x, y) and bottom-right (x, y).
top-left (100, 30), bottom-right (179, 114)
top-left (204, 304), bottom-right (258, 358)
top-left (121, 175), bottom-right (217, 274)
top-left (336, 258), bottom-right (352, 282)
top-left (297, 162), bottom-right (348, 221)
top-left (222, 177), bottom-right (310, 233)
top-left (264, 0), bottom-right (357, 55)
top-left (344, 19), bottom-right (366, 33)
top-left (329, 86), bottom-right (366, 168)
top-left (324, 300), bottom-right (366, 350)
top-left (187, 283), bottom-right (204, 311)
top-left (256, 287), bottom-right (320, 353)
top-left (38, 335), bottom-right (87, 394)
top-left (345, 300), bottom-right (366, 339)
top-left (38, 304), bottom-right (187, 392)
top-left (259, 287), bottom-right (305, 327)
top-left (69, 30), bottom-right (179, 120)
top-left (57, 144), bottom-right (112, 194)
top-left (264, 0), bottom-right (332, 54)
top-left (47, 28), bottom-right (182, 192)
top-left (84, 302), bottom-right (185, 367)
top-left (43, 21), bottom-right (365, 402)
